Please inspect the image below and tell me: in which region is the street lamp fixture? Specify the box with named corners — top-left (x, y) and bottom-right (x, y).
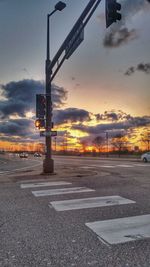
top-left (43, 1), bottom-right (66, 174)
top-left (55, 1), bottom-right (66, 11)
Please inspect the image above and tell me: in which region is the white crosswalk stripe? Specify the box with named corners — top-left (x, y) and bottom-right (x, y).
top-left (100, 165), bottom-right (115, 168)
top-left (86, 214), bottom-right (150, 245)
top-left (117, 164), bottom-right (134, 168)
top-left (134, 164), bottom-right (150, 167)
top-left (50, 195), bottom-right (135, 211)
top-left (20, 181), bottom-right (71, 189)
top-left (32, 187), bottom-right (95, 197)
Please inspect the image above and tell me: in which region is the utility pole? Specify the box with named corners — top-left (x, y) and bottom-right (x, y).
top-left (54, 137), bottom-right (57, 153)
top-left (106, 132), bottom-right (109, 157)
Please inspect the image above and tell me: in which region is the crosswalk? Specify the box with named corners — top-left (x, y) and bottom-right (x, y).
top-left (20, 180), bottom-right (150, 246)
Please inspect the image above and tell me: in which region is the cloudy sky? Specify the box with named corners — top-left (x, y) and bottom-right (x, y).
top-left (0, 0), bottom-right (150, 151)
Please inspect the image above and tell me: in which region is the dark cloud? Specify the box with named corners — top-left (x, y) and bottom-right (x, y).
top-left (137, 63), bottom-right (150, 74)
top-left (124, 66), bottom-right (135, 76)
top-left (52, 85), bottom-right (67, 108)
top-left (125, 63), bottom-right (150, 76)
top-left (72, 122), bottom-right (127, 135)
top-left (0, 79), bottom-right (67, 119)
top-left (72, 116), bottom-right (150, 135)
top-left (96, 111), bottom-right (119, 121)
top-left (103, 28), bottom-right (137, 48)
top-left (53, 108), bottom-right (91, 125)
top-left (95, 110), bottom-right (133, 122)
top-left (0, 119), bottom-right (34, 137)
top-left (95, 112), bottom-right (118, 121)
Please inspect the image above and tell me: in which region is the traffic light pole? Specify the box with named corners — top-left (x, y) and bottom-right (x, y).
top-left (43, 13), bottom-right (55, 174)
top-left (42, 0), bottom-right (110, 174)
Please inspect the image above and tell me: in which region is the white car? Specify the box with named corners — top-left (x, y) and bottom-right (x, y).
top-left (19, 152), bottom-right (28, 158)
top-left (141, 152), bottom-right (150, 162)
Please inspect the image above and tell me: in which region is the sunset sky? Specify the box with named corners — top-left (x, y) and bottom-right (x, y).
top-left (0, 0), bottom-right (150, 151)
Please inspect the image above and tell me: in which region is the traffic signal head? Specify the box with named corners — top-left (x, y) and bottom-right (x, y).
top-left (35, 119), bottom-right (45, 129)
top-left (36, 94), bottom-right (46, 119)
top-left (106, 0), bottom-right (122, 28)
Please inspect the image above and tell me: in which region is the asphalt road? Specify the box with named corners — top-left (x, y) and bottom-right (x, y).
top-left (0, 154), bottom-right (42, 175)
top-left (0, 155), bottom-right (150, 267)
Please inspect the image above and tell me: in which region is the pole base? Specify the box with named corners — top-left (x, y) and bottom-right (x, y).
top-left (43, 158), bottom-right (54, 174)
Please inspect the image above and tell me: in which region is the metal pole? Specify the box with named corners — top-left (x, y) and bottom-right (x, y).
top-left (43, 14), bottom-right (54, 173)
top-left (55, 137), bottom-right (57, 152)
top-left (106, 132), bottom-right (109, 157)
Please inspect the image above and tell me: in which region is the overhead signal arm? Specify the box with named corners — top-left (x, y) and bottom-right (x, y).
top-left (49, 0), bottom-right (102, 82)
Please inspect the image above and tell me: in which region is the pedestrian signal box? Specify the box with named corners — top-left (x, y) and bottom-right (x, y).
top-left (35, 119), bottom-right (45, 129)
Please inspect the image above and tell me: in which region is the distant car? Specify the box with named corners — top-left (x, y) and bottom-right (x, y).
top-left (34, 153), bottom-right (42, 157)
top-left (141, 152), bottom-right (150, 162)
top-left (19, 153), bottom-right (28, 158)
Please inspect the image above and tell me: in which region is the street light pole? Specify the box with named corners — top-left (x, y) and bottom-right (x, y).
top-left (105, 132), bottom-right (109, 157)
top-left (43, 2), bottom-right (66, 174)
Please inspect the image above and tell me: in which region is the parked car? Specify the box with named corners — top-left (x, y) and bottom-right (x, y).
top-left (34, 152), bottom-right (42, 157)
top-left (19, 152), bottom-right (28, 158)
top-left (141, 152), bottom-right (150, 162)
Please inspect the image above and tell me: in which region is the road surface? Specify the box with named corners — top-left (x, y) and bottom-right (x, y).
top-left (0, 154), bottom-right (150, 267)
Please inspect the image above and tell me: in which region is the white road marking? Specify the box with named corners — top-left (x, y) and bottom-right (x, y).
top-left (86, 214), bottom-right (150, 245)
top-left (50, 195), bottom-right (135, 211)
top-left (21, 181), bottom-right (72, 189)
top-left (81, 166), bottom-right (94, 169)
top-left (100, 165), bottom-right (115, 168)
top-left (81, 165), bottom-right (115, 169)
top-left (134, 164), bottom-right (150, 167)
top-left (32, 187), bottom-right (95, 197)
top-left (81, 163), bottom-right (150, 169)
top-left (117, 165), bottom-right (133, 168)
top-left (92, 165), bottom-right (115, 168)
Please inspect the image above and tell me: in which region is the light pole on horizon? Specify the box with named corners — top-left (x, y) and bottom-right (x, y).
top-left (106, 131), bottom-right (109, 157)
top-left (43, 1), bottom-right (66, 174)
